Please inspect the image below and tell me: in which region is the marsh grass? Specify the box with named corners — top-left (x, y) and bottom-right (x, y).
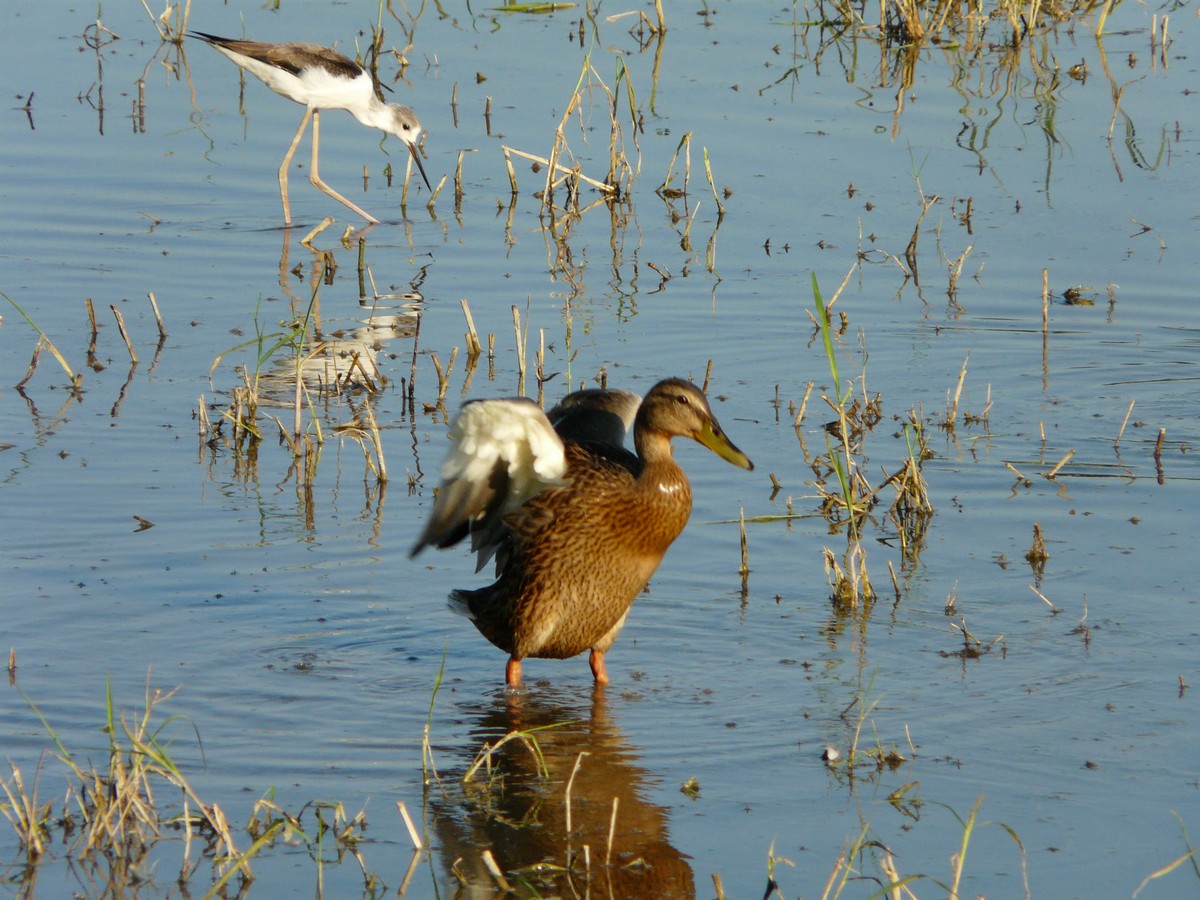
top-left (0, 681), bottom-right (400, 897)
top-left (3, 291), bottom-right (81, 393)
top-left (3, 680), bottom-right (251, 895)
top-left (201, 273), bottom-right (403, 485)
top-left (6, 682), bottom-right (1192, 897)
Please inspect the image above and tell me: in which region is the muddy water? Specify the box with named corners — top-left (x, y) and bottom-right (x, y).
top-left (1, 2), bottom-right (1197, 897)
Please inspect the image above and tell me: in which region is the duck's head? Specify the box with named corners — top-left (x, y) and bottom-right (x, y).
top-left (636, 378), bottom-right (754, 470)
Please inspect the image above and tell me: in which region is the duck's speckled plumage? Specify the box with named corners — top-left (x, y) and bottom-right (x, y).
top-left (412, 378), bottom-right (753, 686)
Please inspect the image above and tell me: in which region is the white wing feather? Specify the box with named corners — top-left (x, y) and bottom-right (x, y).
top-left (445, 399), bottom-right (568, 502)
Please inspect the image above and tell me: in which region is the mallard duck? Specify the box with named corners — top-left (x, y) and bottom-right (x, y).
top-left (411, 378), bottom-right (754, 687)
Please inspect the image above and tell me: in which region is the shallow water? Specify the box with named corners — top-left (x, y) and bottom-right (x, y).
top-left (1, 1), bottom-right (1198, 897)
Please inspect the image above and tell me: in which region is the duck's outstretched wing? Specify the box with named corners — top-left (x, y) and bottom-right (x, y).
top-left (410, 398), bottom-right (568, 563)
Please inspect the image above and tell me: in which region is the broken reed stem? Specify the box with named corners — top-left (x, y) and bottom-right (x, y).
top-left (460, 299), bottom-right (482, 357)
top-left (1041, 268), bottom-right (1049, 334)
top-left (794, 381), bottom-right (814, 426)
top-left (702, 146), bottom-right (724, 218)
top-left (85, 297), bottom-right (99, 345)
top-left (512, 305), bottom-right (527, 393)
top-left (1046, 449), bottom-right (1075, 478)
top-left (481, 849), bottom-right (511, 892)
top-left (947, 355), bottom-right (968, 424)
top-left (16, 336), bottom-right (43, 389)
top-left (501, 145), bottom-right (616, 196)
top-left (502, 147), bottom-right (519, 195)
top-left (1114, 399), bottom-right (1135, 447)
top-left (564, 752), bottom-right (587, 837)
top-left (738, 507), bottom-right (749, 577)
top-left (109, 304), bottom-right (138, 364)
top-left (431, 349), bottom-right (457, 403)
top-left (454, 149), bottom-right (466, 204)
top-left (196, 395), bottom-right (211, 444)
top-left (1153, 428), bottom-right (1166, 484)
top-left (147, 292), bottom-right (167, 338)
top-left (1029, 584), bottom-right (1062, 614)
top-left (362, 397), bottom-right (387, 482)
top-left (658, 131), bottom-right (692, 196)
top-left (606, 795), bottom-right (619, 866)
top-left (396, 801), bottom-right (422, 851)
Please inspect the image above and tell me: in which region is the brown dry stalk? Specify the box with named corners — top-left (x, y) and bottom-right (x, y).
top-left (1112, 400), bottom-right (1135, 445)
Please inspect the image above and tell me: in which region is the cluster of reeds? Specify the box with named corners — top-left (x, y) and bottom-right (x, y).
top-left (199, 246), bottom-right (404, 488)
top-left (4, 290), bottom-right (167, 411)
top-left (2, 681), bottom-right (250, 895)
top-left (0, 679), bottom-right (423, 897)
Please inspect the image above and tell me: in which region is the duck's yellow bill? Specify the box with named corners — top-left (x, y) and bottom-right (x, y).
top-left (697, 420), bottom-right (754, 471)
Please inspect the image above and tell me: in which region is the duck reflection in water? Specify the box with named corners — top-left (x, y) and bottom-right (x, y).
top-left (430, 688), bottom-right (695, 898)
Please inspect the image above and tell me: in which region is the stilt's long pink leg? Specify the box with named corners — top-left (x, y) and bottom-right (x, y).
top-left (308, 110), bottom-right (380, 224)
top-left (278, 107), bottom-right (313, 227)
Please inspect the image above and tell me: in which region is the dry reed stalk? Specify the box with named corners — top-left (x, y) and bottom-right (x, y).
top-left (564, 752), bottom-right (587, 836)
top-left (1153, 427), bottom-right (1166, 483)
top-left (658, 131), bottom-right (692, 197)
top-left (1028, 584), bottom-right (1061, 613)
top-left (512, 306), bottom-right (527, 393)
top-left (396, 800), bottom-right (422, 851)
top-left (481, 850), bottom-right (510, 891)
top-left (712, 873), bottom-right (727, 900)
top-left (301, 216), bottom-right (335, 247)
top-left (535, 329), bottom-right (546, 406)
top-left (15, 337), bottom-right (43, 390)
top-left (606, 796), bottom-right (619, 866)
top-left (887, 560), bottom-right (901, 602)
top-left (362, 398), bottom-right (387, 482)
top-left (1114, 399), bottom-right (1135, 446)
top-left (109, 305), bottom-right (138, 364)
top-left (1026, 523), bottom-right (1048, 567)
top-left (739, 507), bottom-right (750, 578)
top-left (701, 359), bottom-right (713, 393)
top-left (703, 147), bottom-right (724, 217)
top-left (85, 297), bottom-right (98, 344)
top-left (1045, 449), bottom-right (1074, 478)
top-left (460, 299), bottom-right (482, 357)
top-left (903, 193), bottom-right (938, 275)
top-left (147, 292), bottom-right (166, 337)
top-left (946, 355), bottom-right (968, 424)
top-left (1041, 268), bottom-right (1049, 332)
top-left (430, 349), bottom-right (457, 403)
top-left (454, 150), bottom-right (465, 204)
top-left (196, 396), bottom-right (210, 440)
top-left (502, 147), bottom-right (519, 195)
top-left (946, 244), bottom-right (973, 300)
top-left (502, 145), bottom-right (615, 196)
top-left (794, 382), bottom-right (814, 426)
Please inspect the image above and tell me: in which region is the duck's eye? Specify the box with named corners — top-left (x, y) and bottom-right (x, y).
top-left (675, 394), bottom-right (690, 406)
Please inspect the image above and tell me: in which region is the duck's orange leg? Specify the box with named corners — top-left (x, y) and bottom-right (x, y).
top-left (505, 657), bottom-right (522, 687)
top-left (588, 649), bottom-right (609, 685)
